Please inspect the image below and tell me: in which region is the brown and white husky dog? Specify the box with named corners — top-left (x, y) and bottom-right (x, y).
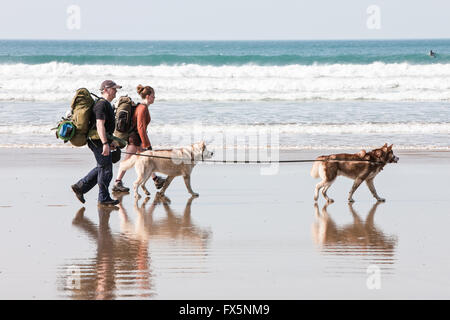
top-left (311, 144), bottom-right (399, 203)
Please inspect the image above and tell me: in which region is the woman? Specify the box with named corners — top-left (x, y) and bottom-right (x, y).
top-left (112, 84), bottom-right (165, 192)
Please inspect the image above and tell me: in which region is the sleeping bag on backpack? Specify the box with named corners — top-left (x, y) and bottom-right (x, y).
top-left (70, 88), bottom-right (96, 146)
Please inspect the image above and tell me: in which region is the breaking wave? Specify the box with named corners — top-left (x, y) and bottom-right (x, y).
top-left (1, 122), bottom-right (449, 135)
top-left (2, 62), bottom-right (450, 102)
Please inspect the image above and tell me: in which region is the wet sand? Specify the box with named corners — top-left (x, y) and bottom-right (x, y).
top-left (0, 147), bottom-right (449, 299)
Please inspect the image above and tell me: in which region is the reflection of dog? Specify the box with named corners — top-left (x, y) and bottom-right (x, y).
top-left (119, 141), bottom-right (214, 199)
top-left (312, 202), bottom-right (397, 253)
top-left (311, 144), bottom-right (399, 203)
top-left (128, 195), bottom-right (211, 247)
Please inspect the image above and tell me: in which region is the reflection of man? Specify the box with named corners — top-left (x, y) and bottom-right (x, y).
top-left (71, 80), bottom-right (122, 207)
top-left (96, 206), bottom-right (116, 299)
top-left (69, 206), bottom-right (116, 299)
top-left (68, 205), bottom-right (153, 299)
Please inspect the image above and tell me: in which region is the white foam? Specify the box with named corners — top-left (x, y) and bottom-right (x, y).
top-left (2, 62), bottom-right (450, 101)
top-left (148, 122), bottom-right (450, 135)
top-left (0, 143), bottom-right (448, 151)
top-left (0, 124), bottom-right (54, 135)
top-left (0, 143), bottom-right (75, 149)
top-left (1, 122), bottom-right (449, 136)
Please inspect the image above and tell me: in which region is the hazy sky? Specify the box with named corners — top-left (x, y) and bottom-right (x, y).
top-left (1, 0), bottom-right (450, 40)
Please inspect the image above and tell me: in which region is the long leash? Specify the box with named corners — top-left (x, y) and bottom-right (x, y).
top-left (120, 151), bottom-right (385, 165)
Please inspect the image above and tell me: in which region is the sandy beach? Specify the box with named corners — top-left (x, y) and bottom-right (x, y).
top-left (0, 147), bottom-right (449, 299)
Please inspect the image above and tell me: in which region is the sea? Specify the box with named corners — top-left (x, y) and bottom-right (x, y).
top-left (0, 39), bottom-right (449, 150)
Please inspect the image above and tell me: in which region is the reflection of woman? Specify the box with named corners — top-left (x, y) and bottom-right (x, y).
top-left (113, 85), bottom-right (165, 192)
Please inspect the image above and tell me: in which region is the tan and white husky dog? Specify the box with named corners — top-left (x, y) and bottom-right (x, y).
top-left (119, 141), bottom-right (214, 199)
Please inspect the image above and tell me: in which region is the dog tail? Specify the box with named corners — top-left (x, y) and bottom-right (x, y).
top-left (310, 157), bottom-right (324, 179)
top-left (119, 154), bottom-right (138, 173)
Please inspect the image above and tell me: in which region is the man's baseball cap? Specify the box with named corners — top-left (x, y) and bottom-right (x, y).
top-left (100, 80), bottom-right (122, 91)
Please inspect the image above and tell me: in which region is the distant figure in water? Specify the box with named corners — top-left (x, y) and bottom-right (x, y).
top-left (429, 50), bottom-right (436, 58)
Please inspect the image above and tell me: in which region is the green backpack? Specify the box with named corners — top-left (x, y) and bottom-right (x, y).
top-left (113, 95), bottom-right (136, 148)
top-left (54, 88), bottom-right (98, 146)
top-left (70, 88), bottom-right (98, 146)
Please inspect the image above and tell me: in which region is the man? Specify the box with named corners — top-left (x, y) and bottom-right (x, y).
top-left (71, 80), bottom-right (122, 207)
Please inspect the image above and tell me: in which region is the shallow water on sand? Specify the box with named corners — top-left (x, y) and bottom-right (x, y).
top-left (0, 149), bottom-right (449, 299)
